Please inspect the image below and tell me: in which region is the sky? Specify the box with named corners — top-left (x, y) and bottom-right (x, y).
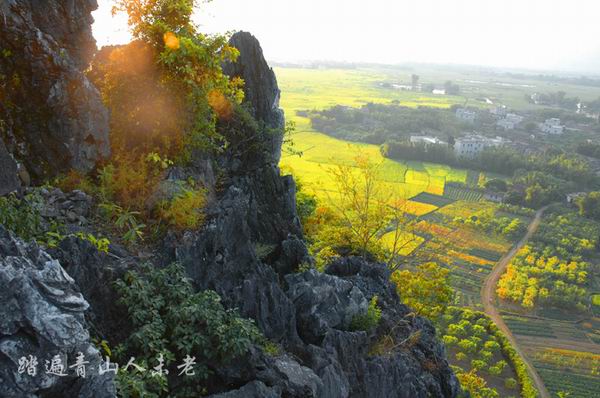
top-left (93, 0), bottom-right (600, 74)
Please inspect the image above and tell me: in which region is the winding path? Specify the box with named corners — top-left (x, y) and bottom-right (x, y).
top-left (480, 206), bottom-right (550, 398)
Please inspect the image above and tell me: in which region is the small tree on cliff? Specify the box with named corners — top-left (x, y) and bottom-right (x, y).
top-left (316, 149), bottom-right (418, 265)
top-left (111, 0), bottom-right (244, 156)
top-left (87, 0), bottom-right (242, 216)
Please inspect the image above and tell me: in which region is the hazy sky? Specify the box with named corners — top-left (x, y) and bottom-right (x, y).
top-left (93, 0), bottom-right (600, 74)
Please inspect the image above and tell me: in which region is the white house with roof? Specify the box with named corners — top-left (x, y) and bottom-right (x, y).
top-left (456, 108), bottom-right (477, 124)
top-left (496, 113), bottom-right (524, 130)
top-left (454, 135), bottom-right (508, 158)
top-left (410, 135), bottom-right (446, 146)
top-left (539, 118), bottom-right (564, 135)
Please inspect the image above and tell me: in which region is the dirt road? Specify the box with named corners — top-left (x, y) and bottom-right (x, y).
top-left (480, 206), bottom-right (550, 398)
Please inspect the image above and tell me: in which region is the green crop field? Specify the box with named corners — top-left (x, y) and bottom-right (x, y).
top-left (275, 67), bottom-right (464, 112)
top-left (410, 192), bottom-right (455, 207)
top-left (277, 68), bottom-right (475, 215)
top-left (503, 316), bottom-right (557, 338)
top-left (531, 348), bottom-right (600, 398)
top-left (468, 248), bottom-right (503, 262)
top-left (443, 185), bottom-right (483, 202)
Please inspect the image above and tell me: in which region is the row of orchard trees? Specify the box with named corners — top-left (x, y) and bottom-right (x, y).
top-left (498, 208), bottom-right (600, 310)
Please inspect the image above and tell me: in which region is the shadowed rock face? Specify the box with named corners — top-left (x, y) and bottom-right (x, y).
top-left (0, 139), bottom-right (20, 195)
top-left (0, 0), bottom-right (109, 181)
top-left (0, 226), bottom-right (116, 398)
top-left (223, 31), bottom-right (285, 164)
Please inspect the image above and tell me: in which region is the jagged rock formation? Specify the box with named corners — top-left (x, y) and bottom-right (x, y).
top-left (0, 0), bottom-right (110, 181)
top-left (172, 32), bottom-right (460, 398)
top-left (0, 226), bottom-right (116, 397)
top-left (223, 32), bottom-right (285, 164)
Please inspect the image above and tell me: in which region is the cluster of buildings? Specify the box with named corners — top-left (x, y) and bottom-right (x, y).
top-left (455, 106), bottom-right (566, 136)
top-left (409, 133), bottom-right (509, 159)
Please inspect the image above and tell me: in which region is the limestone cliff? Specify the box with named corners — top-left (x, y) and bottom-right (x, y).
top-left (0, 0), bottom-right (109, 182)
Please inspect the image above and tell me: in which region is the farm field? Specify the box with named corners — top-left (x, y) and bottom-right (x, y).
top-left (520, 336), bottom-right (600, 398)
top-left (437, 307), bottom-right (523, 398)
top-left (276, 65), bottom-right (600, 112)
top-left (500, 309), bottom-right (600, 397)
top-left (278, 68), bottom-right (497, 217)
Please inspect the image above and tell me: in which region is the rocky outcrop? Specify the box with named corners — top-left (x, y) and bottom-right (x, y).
top-left (0, 138), bottom-right (20, 195)
top-left (176, 31), bottom-right (459, 397)
top-left (223, 31), bottom-right (285, 164)
top-left (0, 0), bottom-right (110, 181)
top-left (0, 226), bottom-right (116, 397)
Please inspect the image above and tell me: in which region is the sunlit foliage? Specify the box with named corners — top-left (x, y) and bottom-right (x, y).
top-left (392, 262), bottom-right (453, 319)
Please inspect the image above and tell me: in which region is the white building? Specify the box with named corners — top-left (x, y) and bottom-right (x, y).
top-left (410, 135), bottom-right (446, 145)
top-left (497, 119), bottom-right (516, 130)
top-left (496, 113), bottom-right (524, 130)
top-left (456, 108), bottom-right (477, 124)
top-left (539, 118), bottom-right (564, 135)
top-left (454, 135), bottom-right (507, 158)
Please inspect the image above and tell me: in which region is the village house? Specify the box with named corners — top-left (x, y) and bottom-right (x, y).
top-left (456, 108), bottom-right (477, 124)
top-left (496, 113), bottom-right (524, 130)
top-left (539, 118), bottom-right (564, 135)
top-left (454, 134), bottom-right (508, 158)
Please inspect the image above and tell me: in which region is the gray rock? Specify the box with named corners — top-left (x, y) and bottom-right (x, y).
top-left (273, 355), bottom-right (325, 397)
top-left (0, 138), bottom-right (20, 196)
top-left (223, 32), bottom-right (285, 164)
top-left (0, 0), bottom-right (110, 181)
top-left (286, 269), bottom-right (368, 343)
top-left (0, 226), bottom-right (116, 397)
top-left (174, 32), bottom-right (459, 397)
top-left (208, 381), bottom-right (282, 398)
top-left (48, 236), bottom-right (130, 343)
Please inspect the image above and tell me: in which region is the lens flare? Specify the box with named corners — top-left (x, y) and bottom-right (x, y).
top-left (163, 32), bottom-right (180, 50)
top-left (207, 90), bottom-right (233, 120)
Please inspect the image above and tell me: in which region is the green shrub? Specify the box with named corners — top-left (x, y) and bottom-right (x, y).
top-left (99, 203), bottom-right (146, 246)
top-left (443, 335), bottom-right (459, 346)
top-left (0, 192), bottom-right (44, 241)
top-left (488, 323), bottom-right (538, 398)
top-left (113, 263), bottom-right (263, 397)
top-left (157, 188), bottom-right (207, 231)
top-left (505, 377), bottom-right (518, 389)
top-left (75, 232), bottom-right (111, 253)
top-left (350, 295), bottom-right (382, 331)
